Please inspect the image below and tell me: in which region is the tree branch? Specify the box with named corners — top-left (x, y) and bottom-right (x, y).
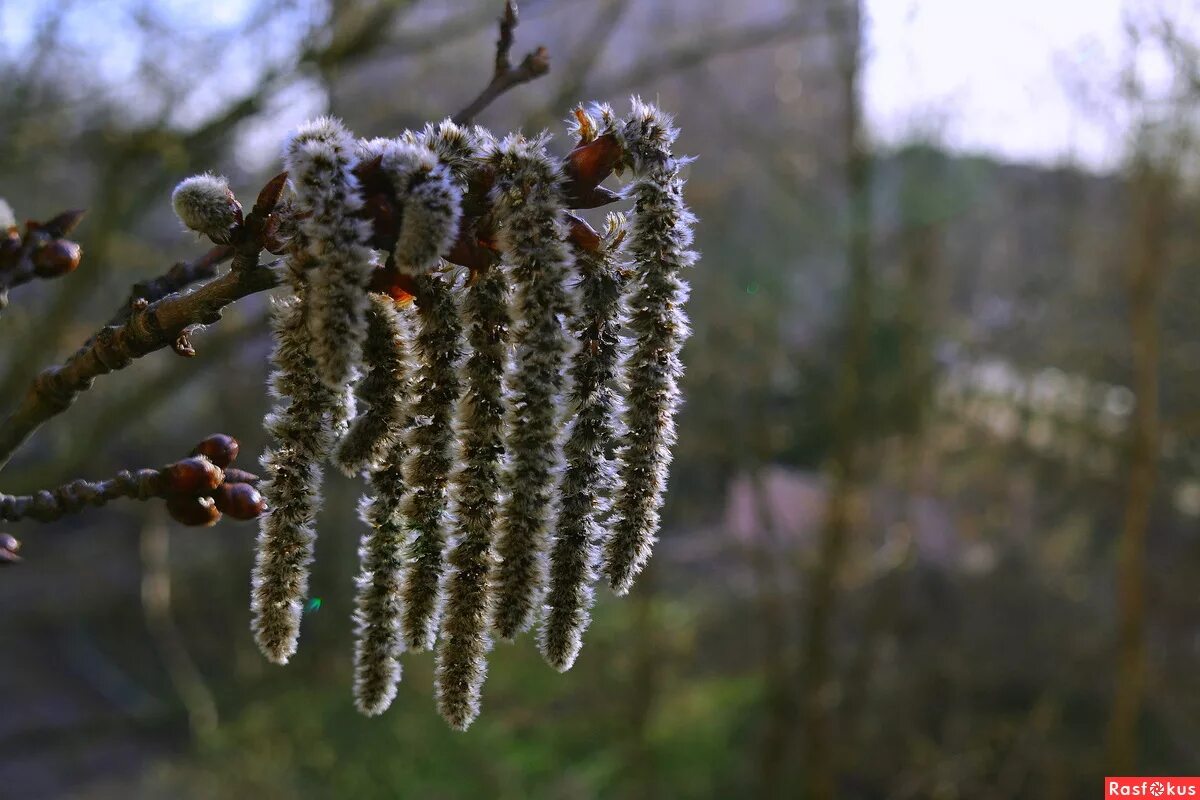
top-left (452, 0), bottom-right (550, 124)
top-left (0, 262), bottom-right (279, 470)
top-left (0, 436), bottom-right (261, 525)
top-left (107, 245), bottom-right (234, 329)
top-left (0, 467), bottom-right (165, 523)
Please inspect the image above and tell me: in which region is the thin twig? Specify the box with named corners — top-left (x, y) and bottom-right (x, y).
top-left (106, 245), bottom-right (234, 330)
top-left (0, 467), bottom-right (164, 522)
top-left (0, 261), bottom-right (279, 469)
top-left (452, 1), bottom-right (550, 124)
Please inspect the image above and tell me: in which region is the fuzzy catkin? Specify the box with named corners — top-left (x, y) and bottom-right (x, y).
top-left (364, 136), bottom-right (463, 275)
top-left (252, 293), bottom-right (334, 664)
top-left (336, 296), bottom-right (413, 476)
top-left (351, 299), bottom-right (415, 715)
top-left (422, 120), bottom-right (482, 178)
top-left (539, 215), bottom-right (628, 671)
top-left (603, 102), bottom-right (696, 595)
top-left (285, 117), bottom-right (376, 393)
top-left (171, 173), bottom-right (240, 244)
top-left (400, 272), bottom-right (464, 651)
top-left (489, 135), bottom-right (576, 640)
top-left (395, 166), bottom-right (461, 274)
top-left (435, 265), bottom-right (511, 729)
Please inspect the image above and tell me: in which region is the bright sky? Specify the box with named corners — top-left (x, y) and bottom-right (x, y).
top-left (3, 0), bottom-right (1196, 171)
top-left (865, 0), bottom-right (1197, 167)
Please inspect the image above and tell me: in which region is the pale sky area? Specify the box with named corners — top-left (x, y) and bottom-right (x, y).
top-left (2, 0), bottom-right (1197, 171)
top-left (865, 0), bottom-right (1197, 167)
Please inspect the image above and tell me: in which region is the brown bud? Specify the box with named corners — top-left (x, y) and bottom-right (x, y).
top-left (33, 240), bottom-right (82, 278)
top-left (443, 225), bottom-right (500, 273)
top-left (370, 264), bottom-right (417, 304)
top-left (167, 495), bottom-right (221, 527)
top-left (254, 172), bottom-right (289, 215)
top-left (0, 533), bottom-right (20, 565)
top-left (43, 209), bottom-right (87, 238)
top-left (163, 456), bottom-right (224, 495)
top-left (564, 133), bottom-right (622, 202)
top-left (565, 213), bottom-right (602, 253)
top-left (192, 434), bottom-right (239, 468)
top-left (214, 483), bottom-right (268, 520)
top-left (362, 193), bottom-right (400, 251)
top-left (222, 467), bottom-right (261, 486)
top-left (566, 184), bottom-right (622, 210)
top-left (0, 229), bottom-right (19, 258)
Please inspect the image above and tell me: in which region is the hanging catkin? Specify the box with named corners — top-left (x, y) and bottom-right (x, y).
top-left (540, 212), bottom-right (628, 671)
top-left (232, 98), bottom-right (695, 726)
top-left (351, 295), bottom-right (416, 715)
top-left (335, 292), bottom-right (414, 476)
top-left (286, 117), bottom-right (376, 394)
top-left (252, 291), bottom-right (331, 665)
top-left (435, 264), bottom-right (511, 729)
top-left (489, 134), bottom-right (576, 640)
top-left (603, 100), bottom-right (696, 595)
top-left (399, 272), bottom-right (464, 651)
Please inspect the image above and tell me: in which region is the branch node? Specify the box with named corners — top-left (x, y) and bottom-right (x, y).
top-left (173, 326), bottom-right (199, 358)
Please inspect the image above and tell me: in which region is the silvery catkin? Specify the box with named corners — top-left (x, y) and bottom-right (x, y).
top-left (336, 294), bottom-right (413, 476)
top-left (351, 296), bottom-right (415, 715)
top-left (435, 265), bottom-right (511, 729)
top-left (285, 116), bottom-right (376, 393)
top-left (252, 290), bottom-right (332, 664)
top-left (539, 212), bottom-right (628, 671)
top-left (366, 136), bottom-right (463, 275)
top-left (489, 134), bottom-right (576, 640)
top-left (603, 100), bottom-right (696, 595)
top-left (399, 272), bottom-right (464, 651)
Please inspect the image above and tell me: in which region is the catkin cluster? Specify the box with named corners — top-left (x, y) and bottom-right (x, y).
top-left (203, 99), bottom-right (696, 729)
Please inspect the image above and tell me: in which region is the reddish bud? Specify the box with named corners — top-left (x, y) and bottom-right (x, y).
top-left (370, 264), bottom-right (418, 303)
top-left (167, 495), bottom-right (222, 527)
top-left (254, 172), bottom-right (288, 215)
top-left (222, 467), bottom-right (261, 486)
top-left (33, 240), bottom-right (82, 278)
top-left (192, 434), bottom-right (239, 468)
top-left (214, 482), bottom-right (268, 520)
top-left (567, 184), bottom-right (622, 210)
top-left (565, 213), bottom-right (602, 253)
top-left (43, 209), bottom-right (87, 238)
top-left (1, 228), bottom-right (19, 252)
top-left (444, 226), bottom-right (500, 273)
top-left (0, 533), bottom-right (20, 565)
top-left (564, 133), bottom-right (622, 201)
top-left (164, 456), bottom-right (224, 495)
top-left (362, 193), bottom-right (400, 251)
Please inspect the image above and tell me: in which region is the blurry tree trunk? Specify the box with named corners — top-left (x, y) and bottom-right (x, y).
top-left (842, 149), bottom-right (942, 747)
top-left (1106, 160), bottom-right (1169, 772)
top-left (140, 512), bottom-right (218, 743)
top-left (800, 1), bottom-right (871, 797)
top-left (751, 474), bottom-right (800, 797)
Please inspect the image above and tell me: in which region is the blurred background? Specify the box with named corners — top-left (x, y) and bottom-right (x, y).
top-left (3, 0), bottom-right (1200, 797)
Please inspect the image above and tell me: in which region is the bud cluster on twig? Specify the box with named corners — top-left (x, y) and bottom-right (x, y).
top-left (0, 433), bottom-right (264, 528)
top-left (173, 97), bottom-right (696, 729)
top-left (0, 202), bottom-right (86, 310)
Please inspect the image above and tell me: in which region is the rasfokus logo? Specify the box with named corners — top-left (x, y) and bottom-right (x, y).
top-left (1106, 778), bottom-right (1200, 797)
